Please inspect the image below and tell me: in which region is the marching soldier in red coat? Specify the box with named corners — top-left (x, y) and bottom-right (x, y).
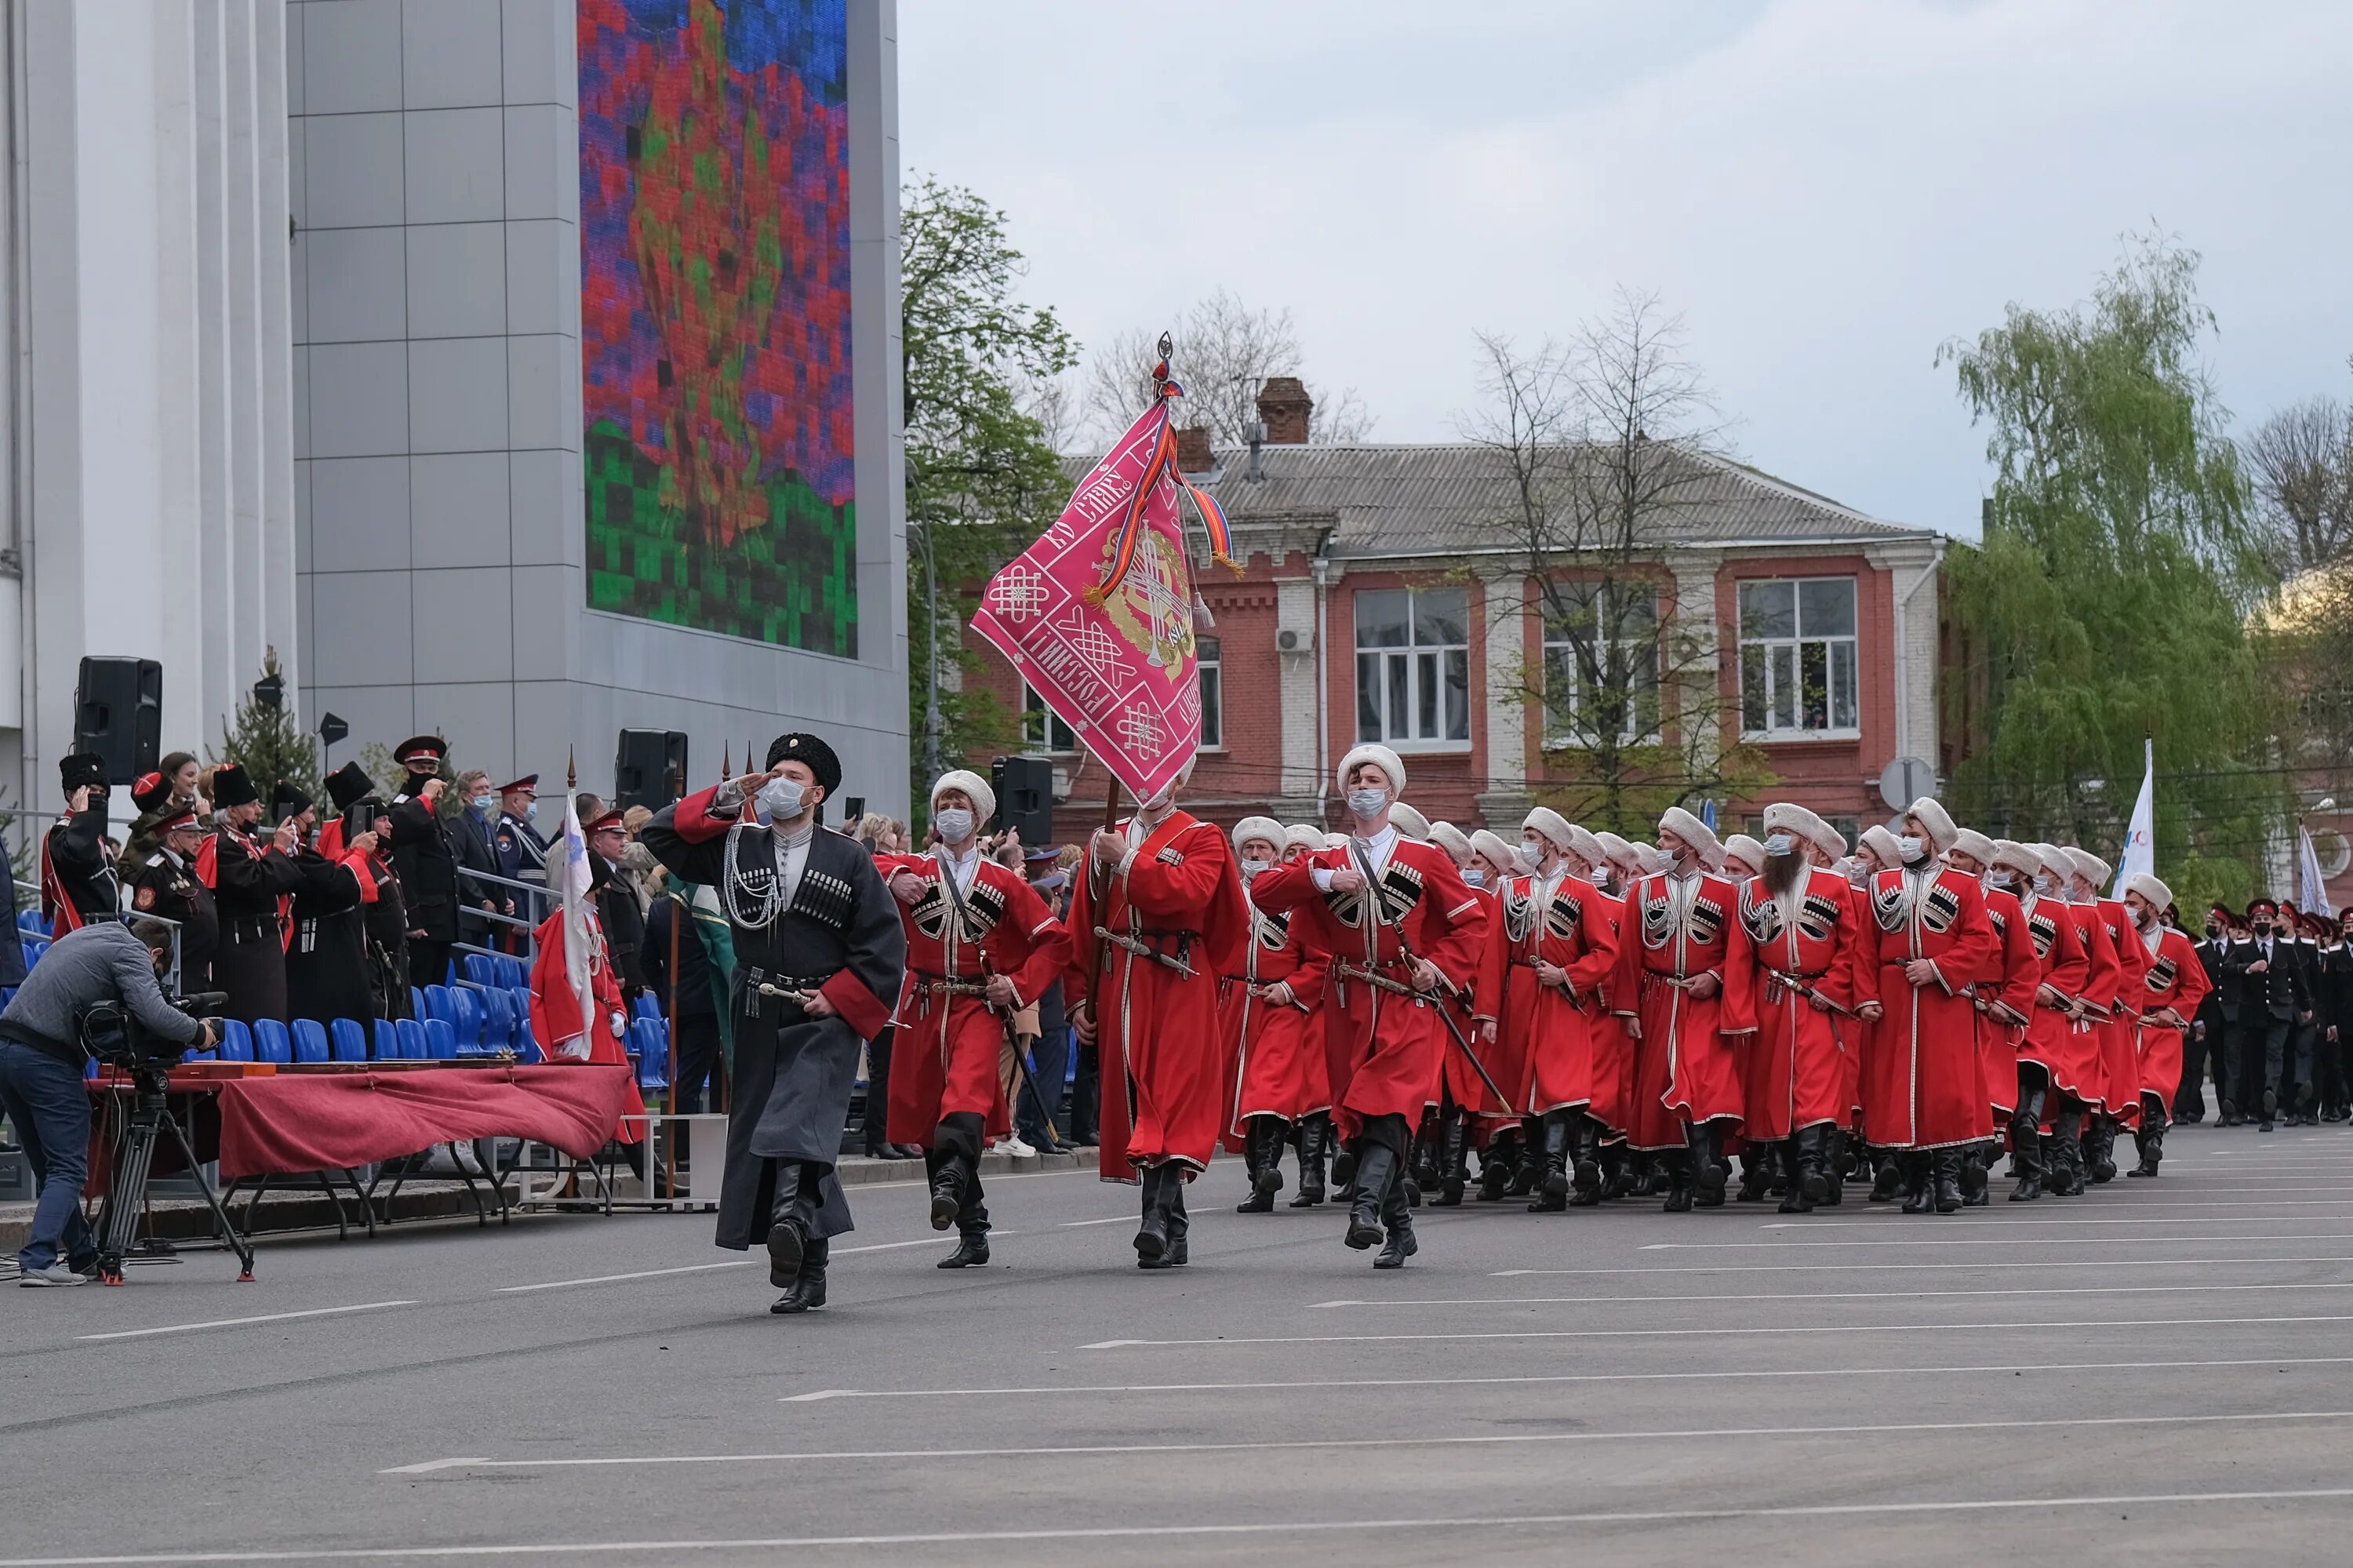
top-left (1066, 762), bottom-right (1250, 1271)
top-left (1252, 745), bottom-right (1489, 1268)
top-left (2007, 843), bottom-right (2094, 1200)
top-left (1739, 804), bottom-right (1871, 1215)
top-left (1857, 799), bottom-right (2000, 1215)
top-left (878, 771), bottom-right (1072, 1269)
top-left (1587, 831), bottom-right (1647, 1196)
top-left (2067, 846), bottom-right (2144, 1184)
top-left (2034, 842), bottom-right (2120, 1195)
top-left (2122, 872), bottom-right (2213, 1178)
top-left (1506, 810), bottom-right (1620, 1211)
top-left (1225, 817), bottom-right (1332, 1213)
top-left (1969, 839), bottom-right (2046, 1204)
top-left (1611, 806), bottom-right (1758, 1212)
top-left (1418, 822), bottom-right (1503, 1207)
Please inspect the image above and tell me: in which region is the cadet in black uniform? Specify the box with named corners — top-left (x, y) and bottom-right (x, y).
top-left (205, 764), bottom-right (304, 1026)
top-left (279, 782), bottom-right (382, 1028)
top-left (129, 806), bottom-right (218, 991)
top-left (325, 762), bottom-right (412, 1020)
top-left (387, 736), bottom-right (460, 990)
top-left (40, 753), bottom-right (118, 932)
top-left (588, 809), bottom-right (648, 1001)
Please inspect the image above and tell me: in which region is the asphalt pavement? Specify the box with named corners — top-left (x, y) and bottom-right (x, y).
top-left (7, 1126), bottom-right (2353, 1566)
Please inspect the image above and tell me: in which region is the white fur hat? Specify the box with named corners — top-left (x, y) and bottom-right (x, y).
top-left (1721, 834), bottom-right (1767, 876)
top-left (1427, 820), bottom-right (1473, 865)
top-left (1284, 824), bottom-right (1327, 855)
top-left (1990, 839), bottom-right (2045, 879)
top-left (1592, 830), bottom-right (1635, 868)
top-left (1323, 831), bottom-right (1350, 850)
top-left (1523, 806), bottom-right (1575, 851)
top-left (1337, 743), bottom-right (1406, 796)
top-left (2124, 871), bottom-right (2173, 911)
top-left (2062, 846), bottom-right (2111, 889)
top-left (2030, 842), bottom-right (2075, 882)
top-left (1636, 842), bottom-right (1673, 875)
top-left (1948, 828), bottom-right (1997, 866)
top-left (1762, 802), bottom-right (1826, 840)
top-left (1860, 824), bottom-right (1904, 869)
top-left (1469, 828), bottom-right (1519, 874)
top-left (1562, 823), bottom-right (1606, 869)
top-left (1905, 796), bottom-right (1958, 856)
top-left (932, 768), bottom-right (995, 826)
top-left (1389, 802), bottom-right (1431, 842)
top-left (1230, 816), bottom-right (1285, 857)
top-left (1657, 806), bottom-right (1722, 867)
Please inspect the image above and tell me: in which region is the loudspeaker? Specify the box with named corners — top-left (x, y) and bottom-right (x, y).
top-left (990, 755), bottom-right (1055, 844)
top-left (614, 729), bottom-right (688, 812)
top-left (74, 657), bottom-right (162, 784)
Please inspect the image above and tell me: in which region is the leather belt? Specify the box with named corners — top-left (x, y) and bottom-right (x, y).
top-left (741, 966), bottom-right (835, 1019)
top-left (1094, 925), bottom-right (1197, 978)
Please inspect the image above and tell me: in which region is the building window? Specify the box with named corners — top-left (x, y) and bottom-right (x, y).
top-left (1739, 577), bottom-right (1860, 738)
top-left (1355, 588), bottom-right (1470, 749)
top-left (1541, 584), bottom-right (1659, 745)
top-left (1196, 638), bottom-right (1224, 750)
top-left (1022, 683), bottom-right (1076, 755)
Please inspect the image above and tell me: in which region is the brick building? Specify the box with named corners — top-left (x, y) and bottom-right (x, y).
top-left (968, 379), bottom-right (1947, 849)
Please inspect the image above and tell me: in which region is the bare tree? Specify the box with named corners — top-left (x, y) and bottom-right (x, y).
top-left (1080, 288), bottom-right (1373, 448)
top-left (2247, 383), bottom-right (2353, 578)
top-left (1460, 289), bottom-right (1766, 834)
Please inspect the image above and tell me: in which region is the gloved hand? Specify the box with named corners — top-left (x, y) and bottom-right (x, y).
top-left (609, 1009), bottom-right (627, 1039)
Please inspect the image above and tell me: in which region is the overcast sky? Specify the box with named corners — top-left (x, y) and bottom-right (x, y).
top-left (898, 0), bottom-right (2352, 539)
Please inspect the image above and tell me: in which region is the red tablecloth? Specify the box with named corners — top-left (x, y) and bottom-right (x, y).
top-left (121, 1066), bottom-right (638, 1181)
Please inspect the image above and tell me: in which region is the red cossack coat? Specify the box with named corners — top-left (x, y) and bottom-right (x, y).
top-left (1249, 837), bottom-right (1489, 1144)
top-left (1737, 868), bottom-right (1871, 1141)
top-left (1975, 883), bottom-right (2044, 1119)
top-left (1223, 900), bottom-right (1332, 1131)
top-left (2131, 922), bottom-right (2213, 1111)
top-left (1611, 869), bottom-right (1758, 1150)
top-left (1857, 864), bottom-right (1999, 1150)
top-left (875, 851), bottom-right (1071, 1147)
top-left (2091, 897), bottom-right (2148, 1124)
top-left (1064, 812), bottom-right (1249, 1180)
top-left (1514, 874), bottom-right (1622, 1118)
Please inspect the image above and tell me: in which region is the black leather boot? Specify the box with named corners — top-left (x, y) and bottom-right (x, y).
top-left (1433, 1111), bottom-right (1471, 1207)
top-left (1569, 1118), bottom-right (1603, 1205)
top-left (1330, 1141), bottom-right (1358, 1195)
top-left (1347, 1142), bottom-right (1397, 1250)
top-left (1509, 1118), bottom-right (1541, 1196)
top-left (1868, 1150), bottom-right (1902, 1202)
top-left (1412, 1112), bottom-right (1442, 1194)
top-left (1931, 1150), bottom-right (1963, 1213)
top-left (1374, 1165), bottom-right (1418, 1269)
top-left (1661, 1150), bottom-right (1695, 1212)
top-left (1134, 1162), bottom-right (1173, 1262)
top-left (1476, 1129), bottom-right (1515, 1200)
top-left (1289, 1114), bottom-right (1329, 1207)
top-left (766, 1160), bottom-right (813, 1286)
top-left (2047, 1112), bottom-right (2087, 1196)
top-left (1529, 1110), bottom-right (1573, 1211)
top-left (1778, 1131), bottom-right (1816, 1214)
top-left (1237, 1117), bottom-right (1282, 1213)
top-left (2128, 1119), bottom-right (2164, 1177)
top-left (2087, 1115), bottom-right (2118, 1184)
top-left (1630, 1151), bottom-right (1660, 1198)
top-left (1959, 1146), bottom-right (1991, 1206)
top-left (1689, 1122), bottom-right (1727, 1206)
top-left (1145, 1173), bottom-right (1191, 1269)
top-left (1736, 1143), bottom-right (1772, 1203)
top-left (771, 1235), bottom-right (829, 1313)
top-left (1596, 1142), bottom-right (1630, 1201)
top-left (937, 1228), bottom-right (991, 1268)
top-left (927, 1147), bottom-right (966, 1231)
top-left (1900, 1152), bottom-right (1933, 1213)
top-left (2008, 1126), bottom-right (2043, 1201)
top-left (1817, 1130), bottom-right (1845, 1206)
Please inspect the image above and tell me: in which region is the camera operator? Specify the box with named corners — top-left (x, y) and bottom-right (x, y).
top-left (0, 916), bottom-right (213, 1286)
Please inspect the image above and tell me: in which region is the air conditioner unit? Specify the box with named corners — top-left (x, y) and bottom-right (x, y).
top-left (1276, 628), bottom-right (1304, 653)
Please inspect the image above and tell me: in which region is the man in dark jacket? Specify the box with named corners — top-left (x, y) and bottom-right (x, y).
top-left (2221, 898), bottom-right (2314, 1133)
top-left (387, 736), bottom-right (459, 989)
top-left (41, 753), bottom-right (119, 932)
top-left (130, 807), bottom-right (217, 991)
top-left (588, 810), bottom-right (647, 1001)
top-left (2178, 904), bottom-right (2235, 1123)
top-left (205, 764), bottom-right (304, 1025)
top-left (280, 782), bottom-right (381, 1028)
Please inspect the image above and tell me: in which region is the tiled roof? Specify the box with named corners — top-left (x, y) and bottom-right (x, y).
top-left (1144, 441), bottom-right (1939, 558)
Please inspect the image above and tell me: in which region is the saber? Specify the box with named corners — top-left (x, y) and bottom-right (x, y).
top-left (754, 981), bottom-right (813, 1007)
top-left (1338, 837), bottom-right (1511, 1110)
top-left (978, 951), bottom-right (1065, 1141)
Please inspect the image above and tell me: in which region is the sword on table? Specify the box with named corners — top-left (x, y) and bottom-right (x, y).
top-left (1341, 841), bottom-right (1514, 1111)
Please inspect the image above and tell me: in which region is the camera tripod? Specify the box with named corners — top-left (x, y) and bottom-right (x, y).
top-left (91, 1062), bottom-right (256, 1286)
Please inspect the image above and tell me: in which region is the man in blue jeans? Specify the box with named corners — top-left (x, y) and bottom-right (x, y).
top-left (0, 916), bottom-right (210, 1285)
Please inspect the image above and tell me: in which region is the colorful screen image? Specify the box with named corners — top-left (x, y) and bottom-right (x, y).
top-left (580, 0), bottom-right (856, 654)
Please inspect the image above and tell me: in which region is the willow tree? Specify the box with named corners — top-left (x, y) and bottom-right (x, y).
top-left (1938, 234), bottom-right (2277, 908)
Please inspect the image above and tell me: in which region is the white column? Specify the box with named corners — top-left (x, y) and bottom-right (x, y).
top-left (1475, 569), bottom-right (1529, 828)
top-left (193, 0), bottom-right (237, 750)
top-left (1664, 548), bottom-right (1724, 761)
top-left (224, 0), bottom-right (265, 705)
top-left (254, 0), bottom-right (297, 713)
top-left (1274, 571), bottom-right (1318, 815)
top-left (153, 1), bottom-right (205, 740)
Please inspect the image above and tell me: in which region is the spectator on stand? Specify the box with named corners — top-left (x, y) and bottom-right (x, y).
top-left (114, 768), bottom-right (181, 883)
top-left (280, 781), bottom-right (381, 1029)
top-left (451, 769), bottom-right (502, 955)
top-left (42, 754), bottom-right (120, 933)
top-left (645, 869), bottom-right (728, 1119)
top-left (387, 737), bottom-right (461, 989)
top-left (588, 810), bottom-right (647, 1002)
top-left (207, 764), bottom-right (303, 1026)
top-left (129, 806), bottom-right (217, 991)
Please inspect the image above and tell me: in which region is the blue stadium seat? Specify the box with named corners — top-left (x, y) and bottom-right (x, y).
top-left (499, 957), bottom-right (526, 989)
top-left (373, 1017), bottom-right (401, 1060)
top-left (22, 937), bottom-right (45, 970)
top-left (409, 986), bottom-right (425, 1020)
top-left (449, 988), bottom-right (481, 1054)
top-left (422, 984), bottom-right (455, 1026)
top-left (514, 1017), bottom-right (540, 1064)
top-left (423, 1017), bottom-right (457, 1060)
top-left (330, 1017), bottom-right (369, 1063)
top-left (290, 1018), bottom-right (331, 1064)
top-left (631, 1019), bottom-right (670, 1091)
top-left (477, 986), bottom-right (513, 1053)
top-left (219, 1020), bottom-right (254, 1062)
top-left (395, 1017), bottom-right (429, 1060)
top-left (253, 1020), bottom-right (293, 1065)
top-left (632, 991), bottom-right (661, 1022)
top-left (463, 954), bottom-right (497, 988)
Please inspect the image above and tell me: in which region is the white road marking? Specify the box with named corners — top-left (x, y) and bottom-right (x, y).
top-left (1489, 1257), bottom-right (2353, 1275)
top-left (383, 1409), bottom-right (2353, 1475)
top-left (780, 1355), bottom-right (2353, 1402)
top-left (1059, 1217), bottom-right (1129, 1227)
top-left (28, 1488), bottom-right (2353, 1562)
top-left (1771, 1199), bottom-right (2353, 1213)
top-left (75, 1302), bottom-right (418, 1342)
top-left (1762, 1213), bottom-right (2353, 1228)
top-left (1309, 1280), bottom-right (2353, 1309)
top-left (1079, 1313), bottom-right (2353, 1349)
top-left (496, 1234), bottom-right (1021, 1292)
top-left (1630, 1233), bottom-right (2353, 1250)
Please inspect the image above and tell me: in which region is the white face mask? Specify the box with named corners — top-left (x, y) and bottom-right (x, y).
top-left (1346, 787), bottom-right (1389, 820)
top-left (471, 792), bottom-right (493, 813)
top-left (1762, 833), bottom-right (1793, 857)
top-left (1897, 835), bottom-right (1923, 860)
top-left (2034, 872), bottom-right (2056, 893)
top-left (1462, 867), bottom-right (1486, 888)
top-left (933, 808), bottom-right (976, 844)
top-left (1987, 868), bottom-right (2013, 888)
top-left (757, 776), bottom-right (809, 822)
top-left (1238, 857), bottom-right (1271, 881)
top-left (1141, 785), bottom-right (1175, 813)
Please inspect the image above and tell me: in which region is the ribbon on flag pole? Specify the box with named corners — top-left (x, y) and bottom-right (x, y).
top-left (971, 346), bottom-right (1240, 803)
top-left (2298, 826), bottom-right (2337, 919)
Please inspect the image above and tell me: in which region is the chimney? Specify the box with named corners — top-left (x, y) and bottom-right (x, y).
top-left (1256, 377), bottom-right (1313, 445)
top-left (1174, 425), bottom-right (1215, 473)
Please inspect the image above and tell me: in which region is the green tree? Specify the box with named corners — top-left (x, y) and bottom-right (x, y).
top-left (215, 647), bottom-right (322, 813)
top-left (1938, 232), bottom-right (2277, 910)
top-left (900, 176), bottom-right (1078, 817)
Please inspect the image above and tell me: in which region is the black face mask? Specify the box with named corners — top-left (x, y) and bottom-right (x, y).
top-left (2204, 921), bottom-right (2222, 938)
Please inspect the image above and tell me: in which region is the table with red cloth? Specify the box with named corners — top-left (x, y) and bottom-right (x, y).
top-left (89, 1064), bottom-right (638, 1186)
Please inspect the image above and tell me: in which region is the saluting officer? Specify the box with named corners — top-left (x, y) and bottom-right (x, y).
top-left (205, 763), bottom-right (304, 1025)
top-left (41, 753), bottom-right (119, 932)
top-left (130, 806), bottom-right (218, 991)
top-left (387, 735), bottom-right (460, 989)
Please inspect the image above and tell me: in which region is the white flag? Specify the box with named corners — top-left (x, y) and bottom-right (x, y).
top-left (2298, 827), bottom-right (2337, 919)
top-left (558, 787), bottom-right (598, 1060)
top-left (2111, 737), bottom-right (2155, 898)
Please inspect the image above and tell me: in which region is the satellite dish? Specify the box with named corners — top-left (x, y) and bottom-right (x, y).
top-left (1878, 756), bottom-right (1935, 813)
